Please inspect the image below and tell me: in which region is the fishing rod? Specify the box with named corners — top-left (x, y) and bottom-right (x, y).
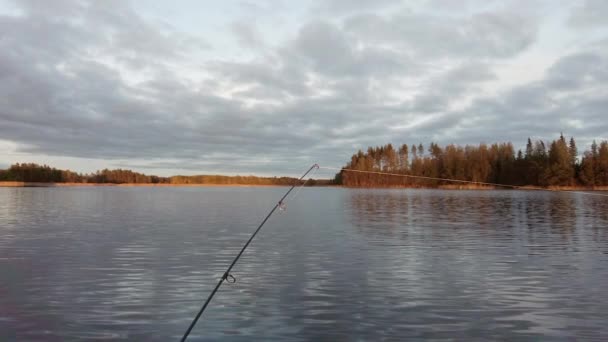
top-left (180, 163), bottom-right (319, 342)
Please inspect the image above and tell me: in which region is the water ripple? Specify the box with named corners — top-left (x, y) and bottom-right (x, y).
top-left (1, 188), bottom-right (607, 340)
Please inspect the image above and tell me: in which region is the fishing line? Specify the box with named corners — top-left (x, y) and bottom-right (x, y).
top-left (285, 169), bottom-right (319, 206)
top-left (319, 166), bottom-right (608, 197)
top-left (180, 163), bottom-right (319, 342)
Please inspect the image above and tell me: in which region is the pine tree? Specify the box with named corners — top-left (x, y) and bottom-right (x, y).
top-left (598, 141), bottom-right (608, 186)
top-left (579, 152), bottom-right (596, 186)
top-left (544, 138), bottom-right (573, 186)
top-left (398, 144), bottom-right (409, 172)
top-left (569, 137), bottom-right (578, 167)
top-left (525, 138), bottom-right (533, 159)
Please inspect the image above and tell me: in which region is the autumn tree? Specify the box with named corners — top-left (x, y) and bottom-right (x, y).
top-left (544, 136), bottom-right (574, 186)
top-left (337, 135), bottom-right (602, 188)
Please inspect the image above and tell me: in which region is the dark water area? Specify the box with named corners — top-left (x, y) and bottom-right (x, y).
top-left (1, 187), bottom-right (607, 341)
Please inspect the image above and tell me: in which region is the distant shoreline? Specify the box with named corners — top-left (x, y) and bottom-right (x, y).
top-left (0, 182), bottom-right (302, 188)
top-left (1, 181), bottom-right (606, 191)
top-left (344, 184), bottom-right (608, 191)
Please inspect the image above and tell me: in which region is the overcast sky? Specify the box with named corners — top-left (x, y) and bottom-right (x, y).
top-left (1, 0), bottom-right (607, 177)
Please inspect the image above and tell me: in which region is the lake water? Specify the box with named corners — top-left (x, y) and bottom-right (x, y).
top-left (1, 187), bottom-right (607, 341)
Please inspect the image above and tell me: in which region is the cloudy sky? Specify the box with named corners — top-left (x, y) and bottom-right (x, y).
top-left (1, 0), bottom-right (607, 177)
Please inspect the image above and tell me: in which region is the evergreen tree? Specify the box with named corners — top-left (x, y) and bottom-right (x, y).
top-left (579, 152), bottom-right (596, 186)
top-left (569, 137), bottom-right (578, 168)
top-left (525, 138), bottom-right (533, 159)
top-left (598, 141), bottom-right (608, 186)
top-left (544, 138), bottom-right (573, 186)
top-left (398, 144), bottom-right (409, 172)
top-left (569, 137), bottom-right (579, 182)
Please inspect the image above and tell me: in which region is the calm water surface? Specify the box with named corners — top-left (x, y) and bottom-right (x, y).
top-left (1, 187), bottom-right (607, 341)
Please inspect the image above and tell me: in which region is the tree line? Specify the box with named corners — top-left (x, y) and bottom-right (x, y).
top-left (0, 164), bottom-right (166, 184)
top-left (0, 163), bottom-right (332, 186)
top-left (337, 134), bottom-right (608, 188)
top-left (3, 134), bottom-right (606, 188)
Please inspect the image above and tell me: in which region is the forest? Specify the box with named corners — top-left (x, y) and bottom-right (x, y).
top-left (2, 134), bottom-right (607, 188)
top-left (338, 134), bottom-right (608, 188)
top-left (0, 164), bottom-right (330, 186)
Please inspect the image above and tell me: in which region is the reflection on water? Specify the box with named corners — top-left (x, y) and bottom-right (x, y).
top-left (1, 187), bottom-right (608, 340)
top-left (347, 189), bottom-right (608, 340)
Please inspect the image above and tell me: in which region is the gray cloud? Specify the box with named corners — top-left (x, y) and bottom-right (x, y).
top-left (231, 20), bottom-right (266, 49)
top-left (279, 20), bottom-right (413, 79)
top-left (344, 9), bottom-right (537, 59)
top-left (545, 52), bottom-right (607, 90)
top-left (409, 62), bottom-right (497, 113)
top-left (569, 0), bottom-right (608, 28)
top-left (0, 0), bottom-right (606, 176)
top-left (313, 0), bottom-right (403, 14)
top-left (210, 58), bottom-right (310, 99)
top-left (428, 51), bottom-right (608, 149)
